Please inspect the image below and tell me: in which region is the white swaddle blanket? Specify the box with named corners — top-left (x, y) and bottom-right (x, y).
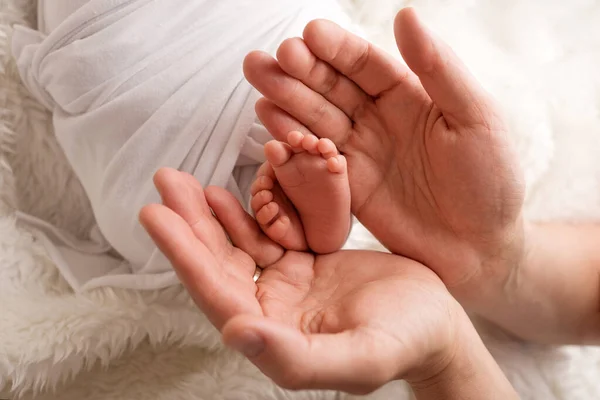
top-left (11, 0), bottom-right (353, 291)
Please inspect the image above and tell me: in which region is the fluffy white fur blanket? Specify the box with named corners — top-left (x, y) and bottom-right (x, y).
top-left (1, 0), bottom-right (600, 399)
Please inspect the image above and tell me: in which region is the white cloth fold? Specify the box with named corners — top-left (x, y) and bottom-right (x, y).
top-left (11, 0), bottom-right (352, 291)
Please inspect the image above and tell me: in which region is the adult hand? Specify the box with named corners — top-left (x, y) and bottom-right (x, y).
top-left (243, 8), bottom-right (526, 303)
top-left (139, 168), bottom-right (464, 394)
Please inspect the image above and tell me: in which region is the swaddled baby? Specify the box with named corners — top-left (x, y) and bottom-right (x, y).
top-left (12, 0), bottom-right (355, 291)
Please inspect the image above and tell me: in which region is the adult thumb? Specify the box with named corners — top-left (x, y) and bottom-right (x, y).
top-left (395, 8), bottom-right (494, 128)
top-left (222, 315), bottom-right (405, 394)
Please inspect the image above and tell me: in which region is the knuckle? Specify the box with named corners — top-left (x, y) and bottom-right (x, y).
top-left (350, 98), bottom-right (369, 121)
top-left (347, 42), bottom-right (371, 77)
top-left (320, 69), bottom-right (340, 97)
top-left (282, 79), bottom-right (301, 103)
top-left (306, 101), bottom-right (328, 128)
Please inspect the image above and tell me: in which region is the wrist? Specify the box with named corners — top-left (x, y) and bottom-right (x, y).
top-left (399, 298), bottom-right (466, 385)
top-left (453, 214), bottom-right (528, 313)
top-left (459, 221), bottom-right (592, 344)
top-left (408, 308), bottom-right (518, 399)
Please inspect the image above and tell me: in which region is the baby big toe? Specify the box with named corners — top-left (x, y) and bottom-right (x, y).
top-left (264, 140), bottom-right (293, 167)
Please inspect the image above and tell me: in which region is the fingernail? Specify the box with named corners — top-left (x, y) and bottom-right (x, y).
top-left (229, 331), bottom-right (265, 358)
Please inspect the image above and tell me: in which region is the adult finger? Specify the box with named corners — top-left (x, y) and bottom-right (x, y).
top-left (139, 204), bottom-right (261, 329)
top-left (153, 167), bottom-right (212, 218)
top-left (244, 51), bottom-right (353, 146)
top-left (277, 37), bottom-right (372, 121)
top-left (204, 186), bottom-right (285, 267)
top-left (302, 19), bottom-right (419, 97)
top-left (153, 168), bottom-right (226, 256)
top-left (255, 97), bottom-right (311, 143)
top-left (395, 8), bottom-right (497, 128)
top-left (222, 315), bottom-right (402, 394)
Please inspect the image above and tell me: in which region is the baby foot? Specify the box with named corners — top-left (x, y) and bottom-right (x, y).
top-left (252, 131), bottom-right (351, 254)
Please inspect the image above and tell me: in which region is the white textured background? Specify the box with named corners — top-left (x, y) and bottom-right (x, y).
top-left (1, 0), bottom-right (600, 399)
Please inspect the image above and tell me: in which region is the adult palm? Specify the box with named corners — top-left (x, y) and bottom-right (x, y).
top-left (243, 8), bottom-right (525, 296)
top-left (140, 168), bottom-right (461, 394)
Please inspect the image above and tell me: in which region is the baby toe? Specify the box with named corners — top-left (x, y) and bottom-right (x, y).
top-left (326, 154), bottom-right (347, 174)
top-left (265, 140), bottom-right (293, 167)
top-left (301, 134), bottom-right (320, 155)
top-left (265, 215), bottom-right (291, 241)
top-left (317, 138), bottom-right (338, 159)
top-left (250, 174), bottom-right (275, 196)
top-left (256, 202), bottom-right (280, 225)
top-left (251, 190), bottom-right (274, 213)
top-left (287, 130), bottom-right (305, 151)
